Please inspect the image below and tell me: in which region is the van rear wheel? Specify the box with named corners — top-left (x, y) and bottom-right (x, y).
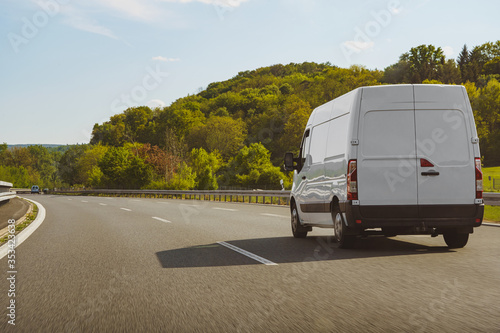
top-left (332, 208), bottom-right (355, 248)
top-left (443, 231), bottom-right (469, 248)
top-left (291, 203), bottom-right (308, 238)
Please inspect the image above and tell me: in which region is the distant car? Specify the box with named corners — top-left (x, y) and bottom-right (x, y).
top-left (43, 188), bottom-right (49, 194)
top-left (31, 185), bottom-right (40, 194)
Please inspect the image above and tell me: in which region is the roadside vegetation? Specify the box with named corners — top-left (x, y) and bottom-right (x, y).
top-left (0, 41), bottom-right (499, 190)
top-left (0, 201), bottom-right (38, 246)
top-left (484, 206), bottom-right (500, 222)
top-left (483, 166), bottom-right (500, 192)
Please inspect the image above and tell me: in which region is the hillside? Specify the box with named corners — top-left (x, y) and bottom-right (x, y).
top-left (1, 42), bottom-right (499, 190)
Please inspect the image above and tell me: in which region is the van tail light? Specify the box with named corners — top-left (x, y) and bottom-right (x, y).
top-left (347, 159), bottom-right (358, 200)
top-left (475, 158), bottom-right (483, 199)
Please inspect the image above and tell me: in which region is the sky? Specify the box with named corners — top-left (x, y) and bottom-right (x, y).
top-left (1, 0), bottom-right (499, 145)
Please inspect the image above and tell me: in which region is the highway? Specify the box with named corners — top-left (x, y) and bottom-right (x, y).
top-left (1, 195), bottom-right (500, 332)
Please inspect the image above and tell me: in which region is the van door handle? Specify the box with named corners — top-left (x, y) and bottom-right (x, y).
top-left (421, 171), bottom-right (440, 176)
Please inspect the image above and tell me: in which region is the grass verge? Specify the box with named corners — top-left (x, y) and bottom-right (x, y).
top-left (483, 166), bottom-right (500, 192)
top-left (0, 202), bottom-right (38, 246)
top-left (484, 205), bottom-right (500, 223)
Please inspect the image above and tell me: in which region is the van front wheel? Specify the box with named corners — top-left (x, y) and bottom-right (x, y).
top-left (443, 231), bottom-right (469, 248)
top-left (332, 209), bottom-right (355, 248)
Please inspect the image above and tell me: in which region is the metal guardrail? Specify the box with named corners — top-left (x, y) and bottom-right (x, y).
top-left (0, 181), bottom-right (15, 203)
top-left (46, 189), bottom-right (500, 206)
top-left (485, 192), bottom-right (500, 206)
top-left (51, 189), bottom-right (292, 205)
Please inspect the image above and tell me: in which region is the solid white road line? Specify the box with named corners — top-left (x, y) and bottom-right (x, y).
top-left (213, 207), bottom-right (238, 212)
top-left (0, 198), bottom-right (46, 260)
top-left (261, 213), bottom-right (288, 218)
top-left (152, 217), bottom-right (171, 223)
top-left (217, 241), bottom-right (278, 266)
top-left (120, 208), bottom-right (132, 212)
top-left (484, 222), bottom-right (500, 227)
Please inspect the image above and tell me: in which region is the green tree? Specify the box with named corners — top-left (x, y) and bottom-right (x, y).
top-left (187, 116), bottom-right (247, 160)
top-left (472, 79), bottom-right (500, 165)
top-left (76, 144), bottom-right (108, 187)
top-left (98, 146), bottom-right (152, 189)
top-left (58, 145), bottom-right (89, 185)
top-left (166, 163), bottom-right (196, 190)
top-left (400, 44), bottom-right (445, 83)
top-left (221, 143), bottom-right (286, 189)
top-left (457, 44), bottom-right (472, 82)
top-left (437, 59), bottom-right (461, 84)
top-left (189, 148), bottom-right (222, 190)
top-left (28, 145), bottom-right (57, 184)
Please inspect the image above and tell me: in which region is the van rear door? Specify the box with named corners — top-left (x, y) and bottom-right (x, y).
top-left (357, 85), bottom-right (418, 215)
top-left (414, 85), bottom-right (476, 216)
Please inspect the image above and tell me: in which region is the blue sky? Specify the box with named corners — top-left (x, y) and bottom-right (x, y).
top-left (1, 0), bottom-right (499, 144)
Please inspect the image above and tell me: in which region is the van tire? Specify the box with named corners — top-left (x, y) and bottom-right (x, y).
top-left (291, 203), bottom-right (308, 238)
top-left (443, 231), bottom-right (469, 248)
top-left (332, 208), bottom-right (355, 248)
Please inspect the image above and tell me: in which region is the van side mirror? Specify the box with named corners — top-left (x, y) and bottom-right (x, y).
top-left (284, 152), bottom-right (295, 171)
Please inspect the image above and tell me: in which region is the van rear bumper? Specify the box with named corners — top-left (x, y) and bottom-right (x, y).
top-left (345, 203), bottom-right (484, 229)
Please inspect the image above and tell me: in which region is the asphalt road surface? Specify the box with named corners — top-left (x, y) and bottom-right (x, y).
top-left (1, 195), bottom-right (499, 332)
top-left (0, 197), bottom-right (30, 230)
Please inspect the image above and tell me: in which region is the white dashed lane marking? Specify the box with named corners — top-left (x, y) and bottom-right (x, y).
top-left (120, 208), bottom-right (132, 212)
top-left (261, 213), bottom-right (288, 218)
top-left (213, 207), bottom-right (238, 212)
top-left (152, 217), bottom-right (171, 223)
top-left (217, 241), bottom-right (278, 266)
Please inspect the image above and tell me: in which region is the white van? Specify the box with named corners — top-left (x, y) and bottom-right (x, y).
top-left (284, 84), bottom-right (484, 248)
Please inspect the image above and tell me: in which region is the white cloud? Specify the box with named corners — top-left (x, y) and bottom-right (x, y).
top-left (343, 40), bottom-right (375, 52)
top-left (152, 56), bottom-right (181, 62)
top-left (91, 0), bottom-right (164, 21)
top-left (389, 7), bottom-right (401, 15)
top-left (442, 46), bottom-right (454, 58)
top-left (146, 99), bottom-right (167, 109)
top-left (60, 6), bottom-right (119, 39)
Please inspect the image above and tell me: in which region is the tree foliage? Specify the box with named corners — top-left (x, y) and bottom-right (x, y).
top-left (2, 41), bottom-right (500, 189)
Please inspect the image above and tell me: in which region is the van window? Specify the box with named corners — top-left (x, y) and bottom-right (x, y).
top-left (415, 109), bottom-right (470, 165)
top-left (309, 122), bottom-right (330, 164)
top-left (362, 110), bottom-right (415, 157)
top-left (300, 129), bottom-right (311, 168)
top-left (326, 114), bottom-right (349, 158)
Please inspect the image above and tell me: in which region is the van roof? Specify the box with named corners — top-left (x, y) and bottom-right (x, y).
top-left (308, 84), bottom-right (466, 127)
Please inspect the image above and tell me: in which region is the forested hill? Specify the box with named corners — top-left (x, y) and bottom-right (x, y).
top-left (1, 42), bottom-right (500, 190)
top-left (91, 62), bottom-right (382, 163)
